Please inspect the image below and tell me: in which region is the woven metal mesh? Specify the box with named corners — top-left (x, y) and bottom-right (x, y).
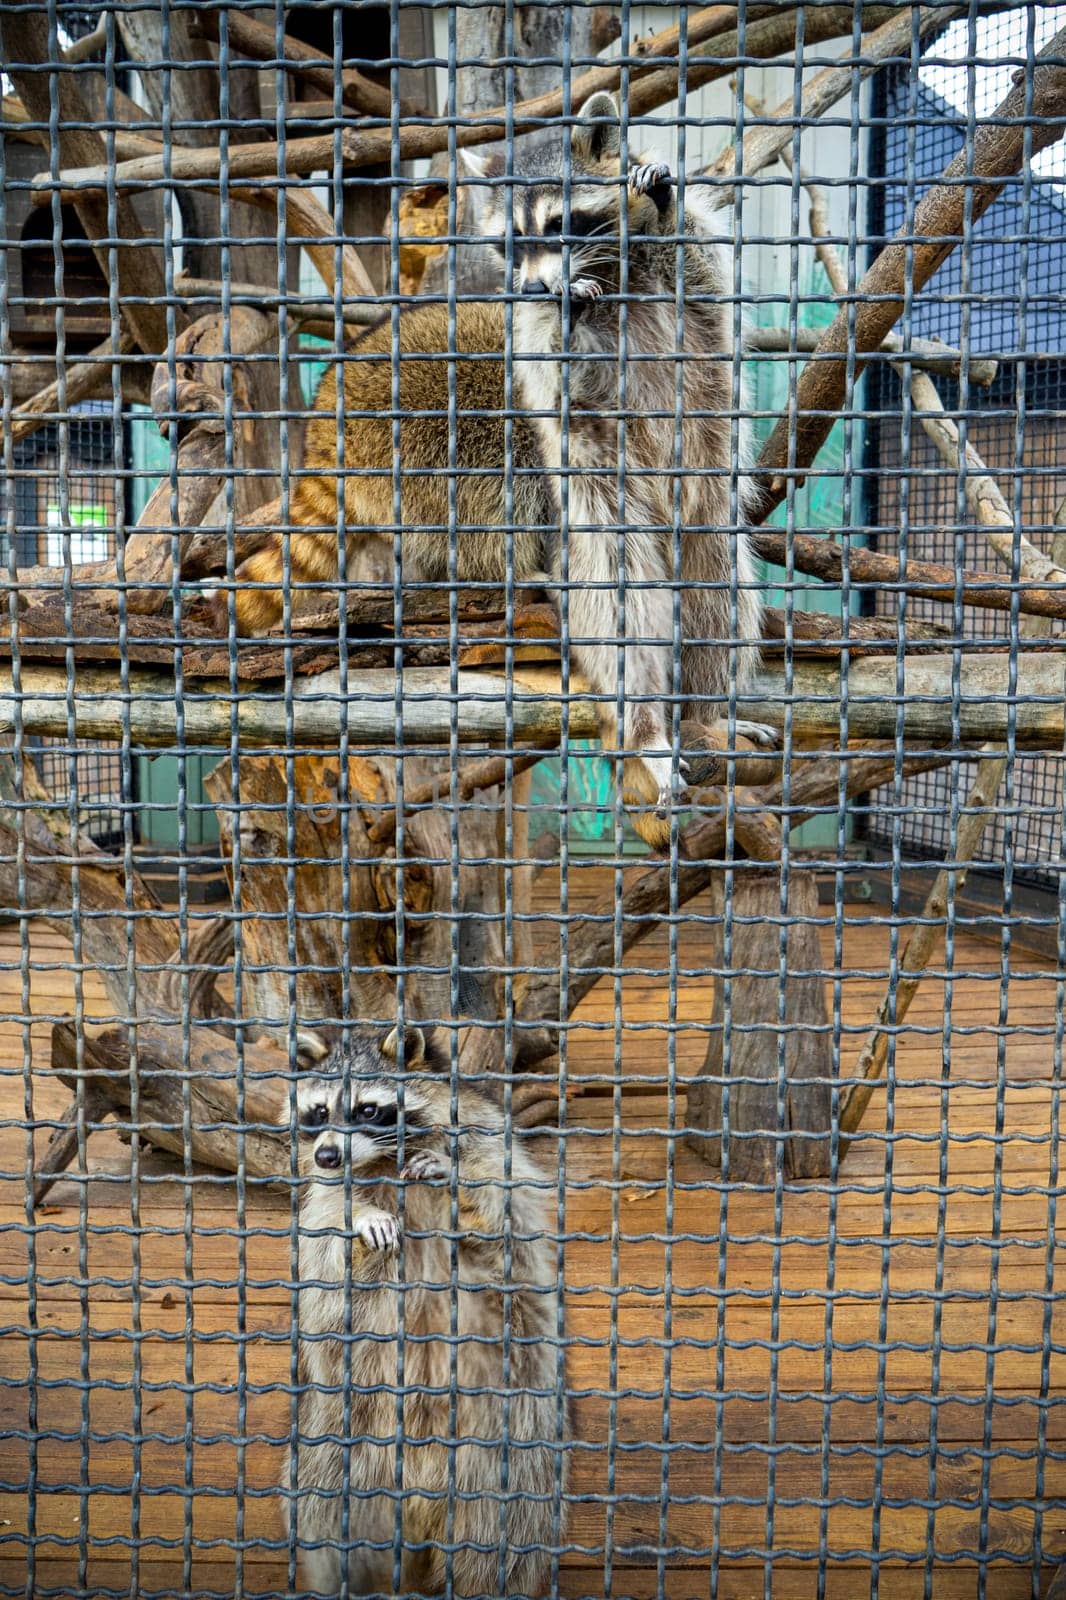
top-left (0, 5), bottom-right (1064, 1598)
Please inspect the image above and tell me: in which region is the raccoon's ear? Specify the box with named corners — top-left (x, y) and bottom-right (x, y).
top-left (458, 146), bottom-right (505, 184)
top-left (382, 1024), bottom-right (426, 1065)
top-left (295, 1030), bottom-right (330, 1067)
top-left (574, 91), bottom-right (621, 164)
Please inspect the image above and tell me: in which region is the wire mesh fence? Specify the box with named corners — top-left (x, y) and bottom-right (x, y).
top-left (0, 3), bottom-right (1065, 1597)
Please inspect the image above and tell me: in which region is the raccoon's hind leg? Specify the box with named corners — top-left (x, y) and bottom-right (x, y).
top-left (556, 508), bottom-right (690, 842)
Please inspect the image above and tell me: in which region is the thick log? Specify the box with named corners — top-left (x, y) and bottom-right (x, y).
top-left (0, 655), bottom-right (1060, 751)
top-left (113, 0), bottom-right (276, 288)
top-left (1, 6), bottom-right (172, 353)
top-left (752, 23), bottom-right (1066, 519)
top-left (735, 652), bottom-right (1066, 747)
top-left (50, 1019), bottom-right (291, 1183)
top-left (0, 571), bottom-right (1006, 672)
top-left (115, 308), bottom-right (282, 614)
top-left (205, 750), bottom-right (512, 1044)
top-left (685, 866), bottom-right (832, 1181)
top-left (207, 752), bottom-right (435, 1027)
top-left (0, 592), bottom-right (564, 678)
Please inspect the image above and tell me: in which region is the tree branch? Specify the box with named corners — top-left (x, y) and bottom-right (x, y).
top-left (198, 7), bottom-right (425, 121)
top-left (8, 332), bottom-right (138, 448)
top-left (753, 529), bottom-right (1066, 622)
top-left (747, 325), bottom-right (998, 387)
top-left (1, 6), bottom-right (173, 353)
top-left (707, 6), bottom-right (957, 206)
top-left (513, 745), bottom-right (958, 1065)
top-left (752, 22), bottom-right (1066, 520)
top-left (32, 7), bottom-right (925, 196)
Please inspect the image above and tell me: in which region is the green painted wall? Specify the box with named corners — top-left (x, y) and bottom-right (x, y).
top-left (129, 406), bottom-right (220, 846)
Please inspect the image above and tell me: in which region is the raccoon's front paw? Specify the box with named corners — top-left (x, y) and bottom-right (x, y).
top-left (401, 1150), bottom-right (449, 1184)
top-left (629, 162), bottom-right (673, 206)
top-left (554, 275), bottom-right (603, 304)
top-left (733, 720), bottom-right (780, 750)
top-left (354, 1210), bottom-right (400, 1253)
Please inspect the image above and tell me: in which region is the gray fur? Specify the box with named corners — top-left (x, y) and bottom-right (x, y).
top-left (482, 92), bottom-right (767, 808)
top-left (283, 1033), bottom-right (566, 1597)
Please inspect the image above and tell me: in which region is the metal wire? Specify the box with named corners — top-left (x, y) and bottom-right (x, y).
top-left (0, 3), bottom-right (1064, 1597)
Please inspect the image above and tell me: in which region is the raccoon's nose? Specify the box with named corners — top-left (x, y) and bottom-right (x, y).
top-left (522, 278), bottom-right (552, 297)
top-left (315, 1145), bottom-right (341, 1169)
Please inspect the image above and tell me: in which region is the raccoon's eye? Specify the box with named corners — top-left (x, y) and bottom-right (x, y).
top-left (568, 211), bottom-right (609, 239)
top-left (355, 1100), bottom-right (397, 1127)
top-left (300, 1103), bottom-right (330, 1133)
top-left (488, 227), bottom-right (525, 261)
top-left (542, 214), bottom-right (562, 238)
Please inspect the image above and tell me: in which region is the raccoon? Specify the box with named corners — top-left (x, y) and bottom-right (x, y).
top-left (474, 90), bottom-right (771, 814)
top-left (226, 92), bottom-right (770, 842)
top-left (229, 300), bottom-right (553, 629)
top-left (283, 1024), bottom-right (567, 1599)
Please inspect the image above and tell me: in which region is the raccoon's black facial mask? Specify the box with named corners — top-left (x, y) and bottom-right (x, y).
top-left (352, 1099), bottom-right (399, 1133)
top-left (346, 1096), bottom-right (430, 1144)
top-left (298, 1100), bottom-right (332, 1137)
top-left (487, 211), bottom-right (616, 260)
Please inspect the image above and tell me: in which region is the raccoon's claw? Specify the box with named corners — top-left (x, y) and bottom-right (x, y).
top-left (401, 1150), bottom-right (449, 1184)
top-left (733, 720), bottom-right (780, 750)
top-left (355, 1210), bottom-right (400, 1253)
top-left (629, 162), bottom-right (673, 205)
top-left (553, 275), bottom-right (603, 304)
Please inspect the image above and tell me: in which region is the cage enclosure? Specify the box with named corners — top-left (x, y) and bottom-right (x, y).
top-left (1, 3), bottom-right (1066, 1596)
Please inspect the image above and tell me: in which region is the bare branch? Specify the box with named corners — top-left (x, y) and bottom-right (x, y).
top-left (32, 7), bottom-right (924, 196)
top-left (752, 23), bottom-right (1066, 519)
top-left (840, 745), bottom-right (1008, 1145)
top-left (0, 7), bottom-right (172, 353)
top-left (908, 369), bottom-right (1066, 585)
top-left (707, 7), bottom-right (957, 206)
top-left (1, 92), bottom-right (163, 160)
top-left (747, 326), bottom-right (998, 388)
top-left (8, 333), bottom-right (138, 448)
top-left (198, 7), bottom-right (425, 121)
top-left (753, 529), bottom-right (1066, 622)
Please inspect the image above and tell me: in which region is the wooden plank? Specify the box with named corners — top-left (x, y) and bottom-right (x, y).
top-left (0, 1222), bottom-right (1059, 1306)
top-left (2, 1448), bottom-right (1061, 1565)
top-left (0, 1560), bottom-right (1049, 1595)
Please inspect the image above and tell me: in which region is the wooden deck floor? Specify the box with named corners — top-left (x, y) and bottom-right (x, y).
top-left (0, 865), bottom-right (1063, 1597)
